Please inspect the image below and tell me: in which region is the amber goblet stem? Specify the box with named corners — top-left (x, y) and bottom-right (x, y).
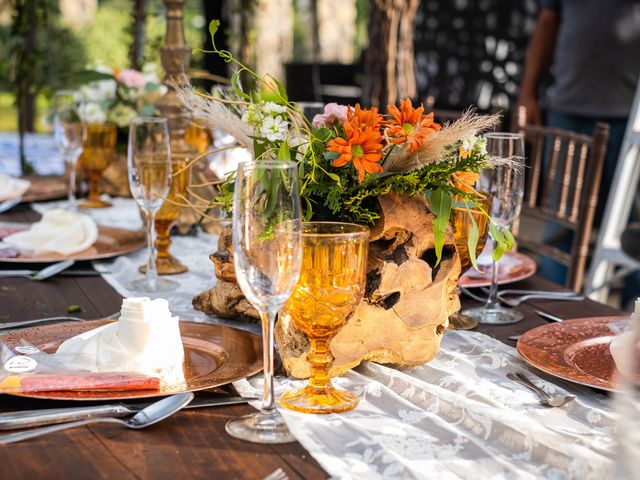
top-left (87, 172), bottom-right (102, 203)
top-left (155, 220), bottom-right (173, 263)
top-left (307, 338), bottom-right (334, 394)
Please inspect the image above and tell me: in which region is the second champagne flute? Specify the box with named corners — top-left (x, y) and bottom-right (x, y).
top-left (463, 132), bottom-right (525, 325)
top-left (226, 160), bottom-right (302, 444)
top-left (53, 91), bottom-right (85, 210)
top-left (126, 117), bottom-right (178, 293)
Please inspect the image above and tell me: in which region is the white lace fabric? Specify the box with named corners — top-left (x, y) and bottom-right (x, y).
top-left (35, 199), bottom-right (618, 480)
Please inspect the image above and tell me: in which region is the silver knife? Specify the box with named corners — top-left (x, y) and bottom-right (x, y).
top-left (0, 198), bottom-right (22, 214)
top-left (0, 395), bottom-right (257, 430)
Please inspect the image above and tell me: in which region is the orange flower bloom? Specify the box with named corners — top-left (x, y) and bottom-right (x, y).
top-left (387, 99), bottom-right (441, 153)
top-left (327, 127), bottom-right (383, 182)
top-left (346, 104), bottom-right (384, 132)
top-left (451, 171), bottom-right (480, 193)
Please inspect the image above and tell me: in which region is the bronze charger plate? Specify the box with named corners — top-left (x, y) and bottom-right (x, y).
top-left (2, 319), bottom-right (263, 401)
top-left (21, 175), bottom-right (67, 203)
top-left (517, 316), bottom-right (628, 392)
top-left (0, 223), bottom-right (145, 263)
top-left (458, 251), bottom-right (537, 288)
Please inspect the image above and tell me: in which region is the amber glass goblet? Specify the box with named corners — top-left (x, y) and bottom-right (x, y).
top-left (139, 154), bottom-right (191, 275)
top-left (448, 195), bottom-right (490, 330)
top-left (185, 119), bottom-right (213, 154)
top-left (79, 122), bottom-right (117, 208)
top-left (280, 222), bottom-right (369, 414)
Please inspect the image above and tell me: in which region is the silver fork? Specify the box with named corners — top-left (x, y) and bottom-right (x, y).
top-left (507, 372), bottom-right (575, 407)
top-left (498, 293), bottom-right (584, 307)
top-left (0, 311), bottom-right (120, 330)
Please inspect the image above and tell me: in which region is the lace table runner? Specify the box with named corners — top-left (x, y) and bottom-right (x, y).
top-left (34, 198), bottom-right (619, 479)
top-left (235, 331), bottom-right (617, 480)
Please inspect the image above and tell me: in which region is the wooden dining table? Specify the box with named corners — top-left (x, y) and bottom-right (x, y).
top-left (0, 205), bottom-right (624, 479)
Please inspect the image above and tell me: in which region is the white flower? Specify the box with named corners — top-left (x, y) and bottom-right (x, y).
top-left (260, 115), bottom-right (288, 142)
top-left (263, 101), bottom-right (287, 116)
top-left (107, 104), bottom-right (137, 128)
top-left (460, 135), bottom-right (487, 158)
top-left (241, 104), bottom-right (264, 128)
top-left (78, 102), bottom-right (107, 123)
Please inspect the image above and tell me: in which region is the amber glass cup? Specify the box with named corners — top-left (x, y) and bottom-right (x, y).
top-left (79, 122), bottom-right (117, 208)
top-left (185, 119), bottom-right (213, 154)
top-left (280, 222), bottom-right (369, 414)
top-left (139, 154), bottom-right (191, 275)
top-left (448, 194), bottom-right (490, 330)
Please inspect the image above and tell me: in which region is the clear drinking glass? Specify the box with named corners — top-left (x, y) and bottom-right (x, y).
top-left (226, 160), bottom-right (302, 444)
top-left (53, 91), bottom-right (85, 210)
top-left (463, 133), bottom-right (525, 325)
top-left (126, 117), bottom-right (178, 293)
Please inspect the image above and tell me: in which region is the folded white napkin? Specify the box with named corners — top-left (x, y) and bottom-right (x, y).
top-left (0, 174), bottom-right (31, 202)
top-left (2, 209), bottom-right (98, 255)
top-left (56, 298), bottom-right (185, 386)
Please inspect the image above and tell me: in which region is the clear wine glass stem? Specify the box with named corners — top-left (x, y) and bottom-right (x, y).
top-left (145, 208), bottom-right (158, 291)
top-left (486, 239), bottom-right (500, 308)
top-left (67, 154), bottom-right (76, 210)
top-left (259, 307), bottom-right (277, 414)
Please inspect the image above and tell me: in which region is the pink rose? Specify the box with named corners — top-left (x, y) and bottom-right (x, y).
top-left (117, 69), bottom-right (145, 89)
top-left (312, 103), bottom-right (349, 129)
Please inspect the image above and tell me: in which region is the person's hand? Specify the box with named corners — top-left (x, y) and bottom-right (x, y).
top-left (517, 94), bottom-right (543, 126)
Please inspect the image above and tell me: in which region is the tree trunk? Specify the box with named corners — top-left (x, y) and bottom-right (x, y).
top-left (129, 0), bottom-right (146, 70)
top-left (362, 0), bottom-right (420, 107)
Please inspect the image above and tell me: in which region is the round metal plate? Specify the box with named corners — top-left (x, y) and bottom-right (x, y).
top-left (2, 320), bottom-right (263, 401)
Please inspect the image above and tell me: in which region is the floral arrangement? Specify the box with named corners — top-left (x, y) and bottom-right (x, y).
top-left (176, 21), bottom-right (513, 265)
top-left (74, 64), bottom-right (167, 128)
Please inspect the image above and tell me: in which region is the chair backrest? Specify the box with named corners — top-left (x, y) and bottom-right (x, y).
top-left (516, 120), bottom-right (610, 291)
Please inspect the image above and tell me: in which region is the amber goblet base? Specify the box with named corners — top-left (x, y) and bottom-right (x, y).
top-left (139, 254), bottom-right (187, 275)
top-left (280, 385), bottom-right (359, 414)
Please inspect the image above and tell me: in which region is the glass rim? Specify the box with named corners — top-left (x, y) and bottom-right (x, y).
top-left (300, 221), bottom-right (370, 239)
top-left (131, 116), bottom-right (168, 125)
top-left (238, 160), bottom-right (298, 169)
top-left (484, 132), bottom-right (524, 140)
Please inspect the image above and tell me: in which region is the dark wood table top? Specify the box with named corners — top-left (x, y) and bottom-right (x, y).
top-left (0, 205), bottom-right (623, 479)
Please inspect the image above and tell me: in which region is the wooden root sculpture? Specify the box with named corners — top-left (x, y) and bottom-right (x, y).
top-left (192, 192), bottom-right (461, 378)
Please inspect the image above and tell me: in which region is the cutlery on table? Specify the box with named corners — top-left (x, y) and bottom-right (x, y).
top-left (0, 394), bottom-right (260, 430)
top-left (506, 372), bottom-right (575, 407)
top-left (0, 311), bottom-right (120, 331)
top-left (0, 198), bottom-right (22, 214)
top-left (498, 293), bottom-right (584, 308)
top-left (263, 468), bottom-right (289, 480)
top-left (0, 260), bottom-right (76, 281)
top-left (0, 269), bottom-right (103, 279)
top-left (535, 310), bottom-right (564, 323)
top-left (508, 335), bottom-right (522, 341)
top-left (0, 392), bottom-right (195, 444)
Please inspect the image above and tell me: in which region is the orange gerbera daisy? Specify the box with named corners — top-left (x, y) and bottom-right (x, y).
top-left (346, 104), bottom-right (384, 131)
top-left (387, 99), bottom-right (441, 153)
top-left (327, 127), bottom-right (383, 182)
top-left (451, 171), bottom-right (480, 193)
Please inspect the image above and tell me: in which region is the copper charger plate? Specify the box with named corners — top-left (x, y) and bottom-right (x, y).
top-left (0, 223), bottom-right (145, 263)
top-left (517, 316), bottom-right (628, 392)
top-left (21, 175), bottom-right (67, 203)
top-left (2, 319), bottom-right (263, 401)
top-left (458, 251), bottom-right (537, 288)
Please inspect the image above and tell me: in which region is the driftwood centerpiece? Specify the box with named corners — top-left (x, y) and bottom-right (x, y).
top-left (193, 192), bottom-right (461, 378)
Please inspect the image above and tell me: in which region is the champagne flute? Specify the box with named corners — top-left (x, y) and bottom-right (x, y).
top-left (126, 117), bottom-right (178, 292)
top-left (226, 160), bottom-right (302, 444)
top-left (463, 133), bottom-right (525, 325)
top-left (53, 91), bottom-right (85, 210)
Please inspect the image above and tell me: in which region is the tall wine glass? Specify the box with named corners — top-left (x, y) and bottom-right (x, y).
top-left (463, 133), bottom-right (525, 325)
top-left (53, 91), bottom-right (85, 210)
top-left (280, 222), bottom-right (369, 414)
top-left (226, 160), bottom-right (302, 444)
top-left (126, 117), bottom-right (178, 292)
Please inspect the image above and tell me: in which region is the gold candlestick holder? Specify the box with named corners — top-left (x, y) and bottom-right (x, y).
top-left (140, 0), bottom-right (197, 275)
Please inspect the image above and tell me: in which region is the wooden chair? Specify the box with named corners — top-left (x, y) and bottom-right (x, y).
top-left (516, 120), bottom-right (610, 292)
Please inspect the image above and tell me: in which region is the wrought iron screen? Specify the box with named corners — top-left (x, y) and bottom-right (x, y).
top-left (414, 0), bottom-right (539, 114)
